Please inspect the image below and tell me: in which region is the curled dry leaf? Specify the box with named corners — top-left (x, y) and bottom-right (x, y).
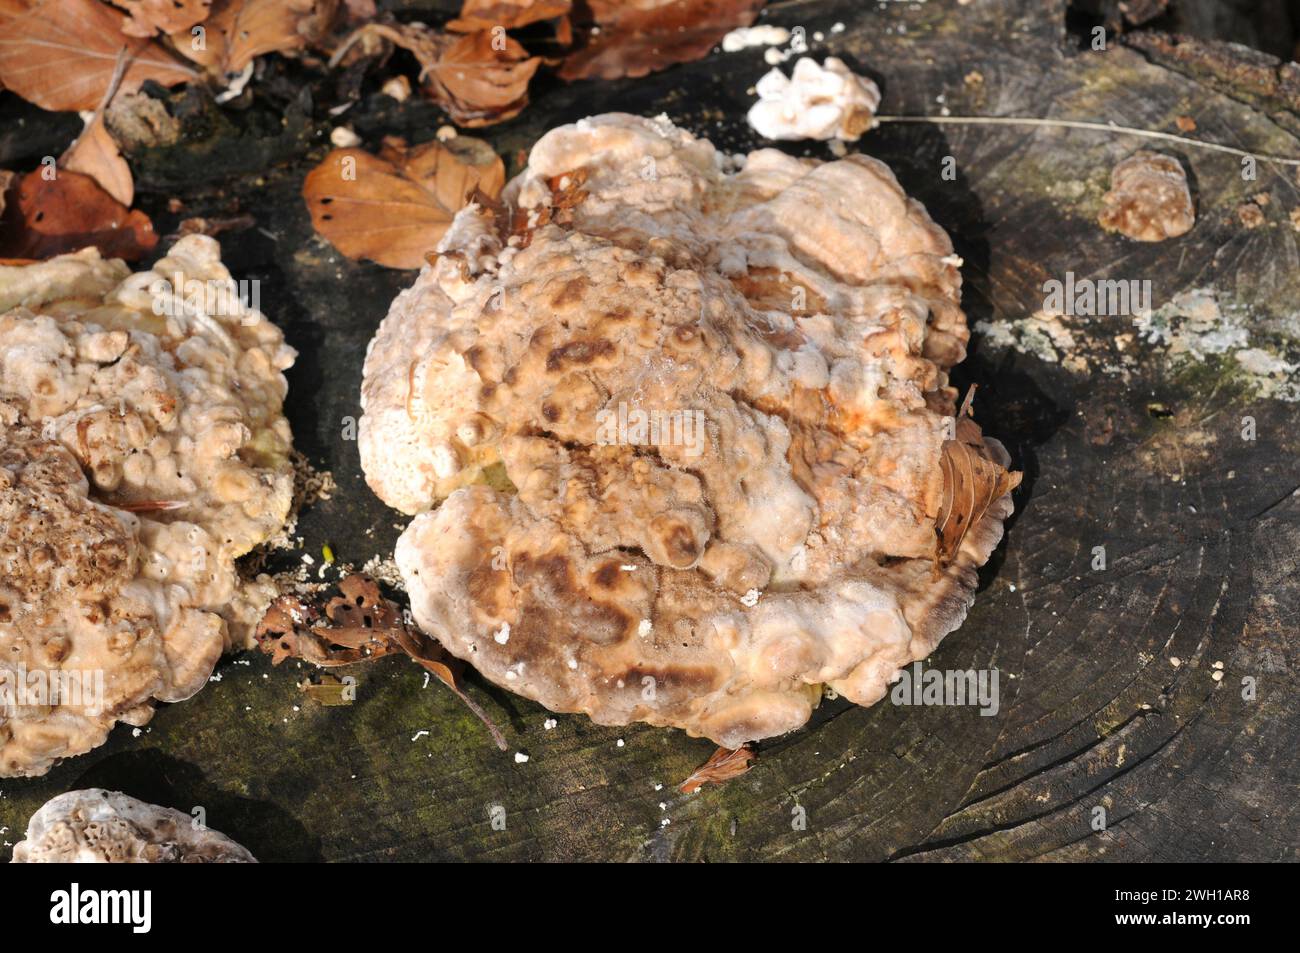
top-left (0, 0), bottom-right (197, 111)
top-left (933, 388), bottom-right (1022, 574)
top-left (174, 0), bottom-right (339, 76)
top-left (680, 745), bottom-right (756, 793)
top-left (560, 0), bottom-right (764, 82)
top-left (447, 0), bottom-right (571, 33)
top-left (256, 573), bottom-right (508, 749)
top-left (426, 30), bottom-right (541, 127)
top-left (0, 169), bottom-right (158, 261)
top-left (303, 135), bottom-right (505, 269)
top-left (62, 115), bottom-right (134, 206)
top-left (111, 0), bottom-right (212, 38)
top-left (333, 21), bottom-right (540, 127)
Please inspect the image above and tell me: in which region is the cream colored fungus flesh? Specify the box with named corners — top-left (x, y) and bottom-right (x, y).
top-left (361, 113), bottom-right (1017, 748)
top-left (0, 236), bottom-right (296, 777)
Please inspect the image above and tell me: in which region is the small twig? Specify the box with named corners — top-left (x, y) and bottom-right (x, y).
top-left (875, 114), bottom-right (1300, 167)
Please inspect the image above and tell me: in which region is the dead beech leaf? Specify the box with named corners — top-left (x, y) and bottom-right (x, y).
top-left (933, 389), bottom-right (1021, 573)
top-left (303, 136), bottom-right (505, 269)
top-left (429, 30), bottom-right (540, 126)
top-left (62, 114), bottom-right (134, 206)
top-left (0, 169), bottom-right (158, 261)
top-left (0, 0), bottom-right (197, 111)
top-left (447, 0), bottom-right (571, 32)
top-left (110, 0), bottom-right (212, 38)
top-left (680, 745), bottom-right (756, 793)
top-left (0, 0), bottom-right (34, 19)
top-left (174, 0), bottom-right (337, 75)
top-left (560, 0), bottom-right (763, 82)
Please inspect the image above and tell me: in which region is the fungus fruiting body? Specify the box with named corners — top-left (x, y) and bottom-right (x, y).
top-left (12, 789), bottom-right (256, 862)
top-left (0, 236), bottom-right (296, 777)
top-left (360, 113), bottom-right (1019, 748)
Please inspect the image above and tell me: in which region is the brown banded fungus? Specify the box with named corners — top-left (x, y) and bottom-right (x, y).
top-left (360, 114), bottom-right (1020, 748)
top-left (1098, 150), bottom-right (1196, 241)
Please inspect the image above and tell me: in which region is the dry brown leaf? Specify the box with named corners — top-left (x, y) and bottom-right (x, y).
top-left (174, 0), bottom-right (337, 75)
top-left (447, 0), bottom-right (571, 32)
top-left (680, 745), bottom-right (756, 793)
top-left (330, 21), bottom-right (539, 126)
top-left (303, 135), bottom-right (505, 269)
top-left (933, 389), bottom-right (1021, 573)
top-left (0, 169), bottom-right (158, 261)
top-left (560, 0), bottom-right (763, 82)
top-left (0, 0), bottom-right (34, 19)
top-left (62, 114), bottom-right (134, 206)
top-left (111, 0), bottom-right (212, 38)
top-left (0, 0), bottom-right (197, 111)
top-left (429, 30), bottom-right (540, 126)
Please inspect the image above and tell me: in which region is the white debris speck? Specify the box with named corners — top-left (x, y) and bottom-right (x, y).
top-left (1212, 670), bottom-right (1224, 681)
top-left (616, 738), bottom-right (625, 748)
top-left (329, 126), bottom-right (361, 148)
top-left (411, 730), bottom-right (429, 741)
top-left (567, 658), bottom-right (578, 670)
top-left (721, 24), bottom-right (791, 52)
top-left (1212, 660), bottom-right (1224, 670)
top-left (740, 588), bottom-right (761, 607)
top-left (659, 802), bottom-right (667, 811)
top-left (653, 783), bottom-right (663, 791)
top-left (660, 817), bottom-right (671, 827)
top-left (505, 670), bottom-right (517, 680)
top-left (1171, 657), bottom-right (1182, 667)
top-left (638, 619), bottom-right (653, 637)
top-left (831, 22), bottom-right (845, 32)
top-left (208, 673), bottom-right (223, 682)
top-left (422, 672), bottom-right (430, 689)
top-left (543, 718), bottom-right (557, 730)
top-left (515, 751), bottom-right (529, 763)
top-left (131, 728), bottom-right (142, 738)
top-left (301, 553), bottom-right (315, 565)
top-left (620, 564), bottom-right (637, 572)
top-left (494, 623), bottom-right (511, 644)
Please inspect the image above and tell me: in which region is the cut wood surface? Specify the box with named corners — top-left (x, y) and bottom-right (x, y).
top-left (1, 0), bottom-right (1297, 861)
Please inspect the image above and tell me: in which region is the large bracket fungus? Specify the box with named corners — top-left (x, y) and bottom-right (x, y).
top-left (360, 114), bottom-right (1020, 748)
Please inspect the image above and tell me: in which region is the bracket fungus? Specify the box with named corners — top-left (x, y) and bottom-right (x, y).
top-left (360, 113), bottom-right (1020, 748)
top-left (1098, 150), bottom-right (1195, 241)
top-left (0, 236), bottom-right (296, 777)
top-left (12, 789), bottom-right (256, 862)
top-left (747, 57), bottom-right (881, 142)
